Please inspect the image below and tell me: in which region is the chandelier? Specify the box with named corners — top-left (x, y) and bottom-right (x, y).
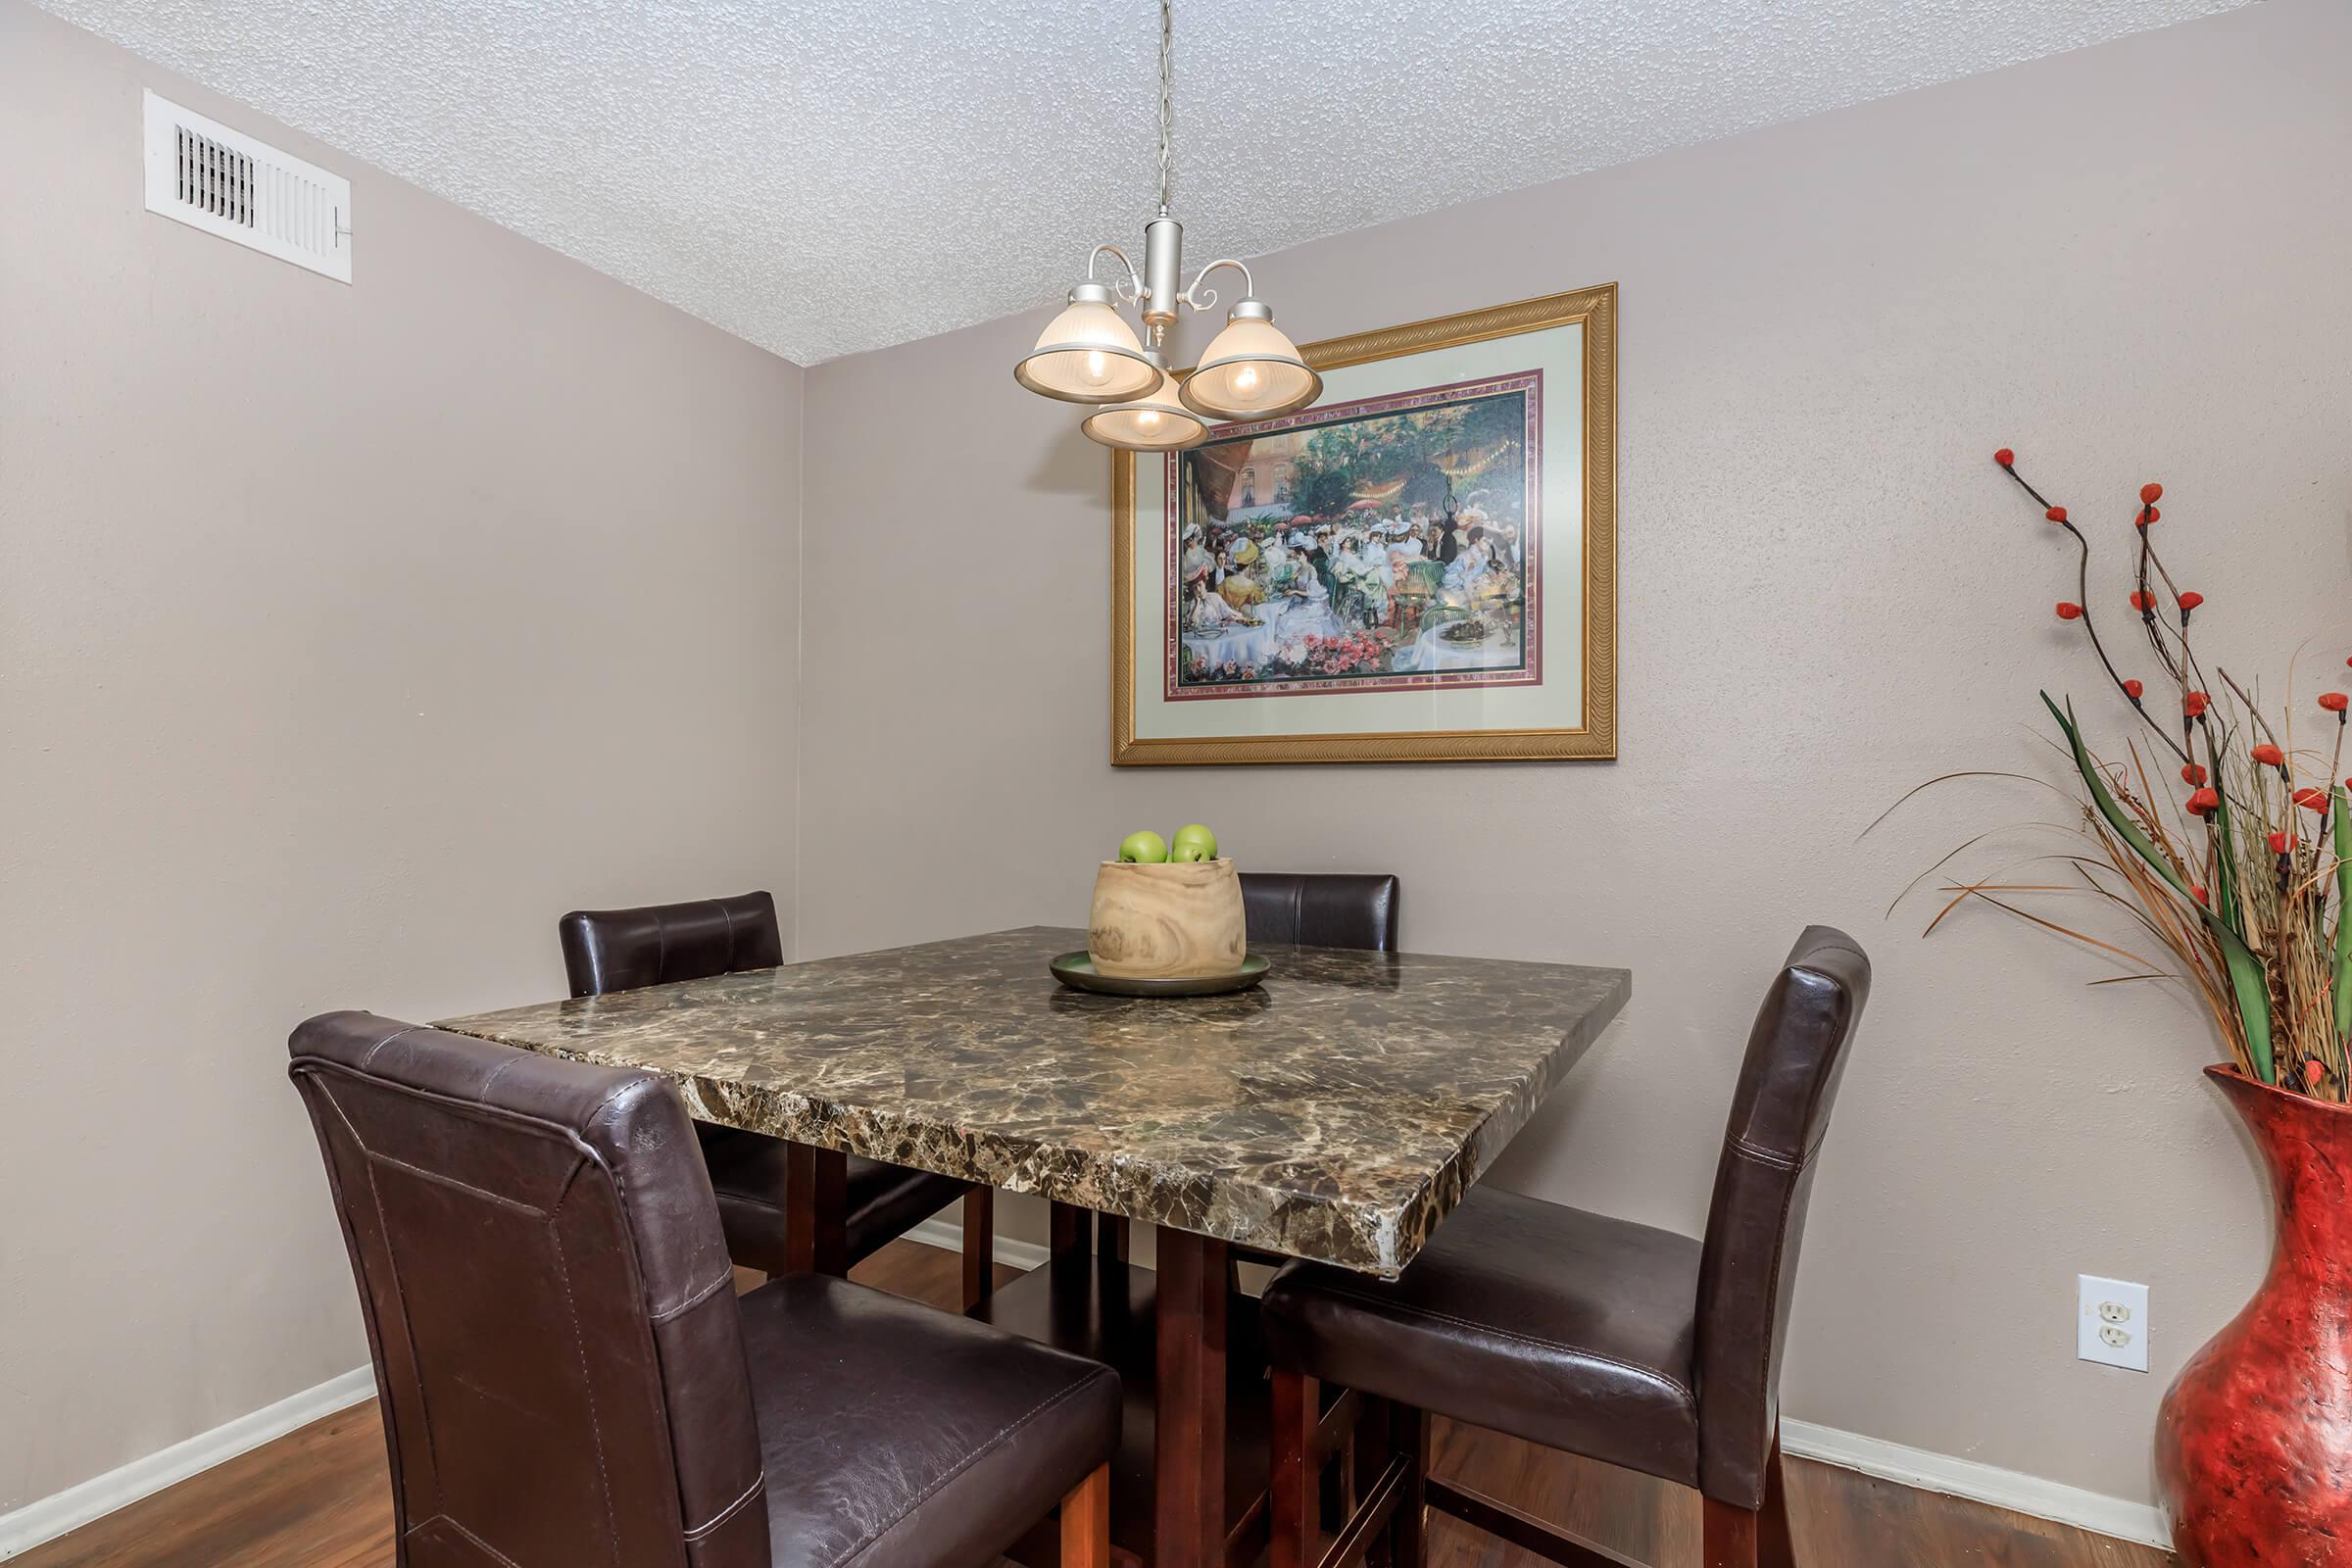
top-left (1012, 0), bottom-right (1321, 451)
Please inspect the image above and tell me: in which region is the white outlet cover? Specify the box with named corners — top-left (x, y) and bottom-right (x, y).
top-left (2079, 1274), bottom-right (2151, 1372)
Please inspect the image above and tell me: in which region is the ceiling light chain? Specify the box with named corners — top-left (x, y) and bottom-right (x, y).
top-left (1013, 0), bottom-right (1321, 450)
top-left (1157, 0), bottom-right (1173, 217)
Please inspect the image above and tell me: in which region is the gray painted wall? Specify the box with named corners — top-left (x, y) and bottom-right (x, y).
top-left (798, 0), bottom-right (2352, 1508)
top-left (0, 0), bottom-right (804, 1513)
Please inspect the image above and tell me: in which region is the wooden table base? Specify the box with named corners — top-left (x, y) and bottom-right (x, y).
top-left (1155, 1229), bottom-right (1232, 1568)
top-left (781, 1144), bottom-right (848, 1275)
top-left (981, 1213), bottom-right (1270, 1568)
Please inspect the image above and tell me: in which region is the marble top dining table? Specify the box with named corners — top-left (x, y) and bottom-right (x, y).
top-left (437, 924), bottom-right (1632, 1278)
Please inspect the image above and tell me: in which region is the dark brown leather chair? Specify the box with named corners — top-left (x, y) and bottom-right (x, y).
top-left (1240, 872), bottom-right (1401, 953)
top-left (1258, 928), bottom-right (1871, 1568)
top-left (558, 892), bottom-right (994, 1308)
top-left (289, 1010), bottom-right (1116, 1568)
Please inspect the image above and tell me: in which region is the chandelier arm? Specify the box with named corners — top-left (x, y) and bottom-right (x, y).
top-left (1088, 243), bottom-right (1146, 305)
top-left (1177, 257), bottom-right (1253, 314)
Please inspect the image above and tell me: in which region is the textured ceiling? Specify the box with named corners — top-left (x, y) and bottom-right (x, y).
top-left (40, 0), bottom-right (2247, 365)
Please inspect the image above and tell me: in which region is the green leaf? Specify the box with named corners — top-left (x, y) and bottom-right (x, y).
top-left (2221, 939), bottom-right (2278, 1086)
top-left (2199, 725), bottom-right (2274, 1085)
top-left (2041, 693), bottom-right (2186, 895)
top-left (2334, 788), bottom-right (2352, 1046)
top-left (2205, 725), bottom-right (2241, 931)
top-left (2041, 693), bottom-right (2275, 1083)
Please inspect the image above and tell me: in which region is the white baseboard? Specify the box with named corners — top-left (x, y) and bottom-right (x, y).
top-left (0, 1365), bottom-right (376, 1560)
top-left (1776, 1419), bottom-right (2168, 1548)
top-left (906, 1213), bottom-right (1054, 1271)
top-left (0, 1233), bottom-right (2172, 1560)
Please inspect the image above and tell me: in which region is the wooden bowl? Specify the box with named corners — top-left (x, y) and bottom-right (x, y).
top-left (1087, 858), bottom-right (1248, 979)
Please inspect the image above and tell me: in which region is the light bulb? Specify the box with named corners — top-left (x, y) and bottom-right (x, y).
top-left (1082, 349), bottom-right (1109, 386)
top-left (1137, 409), bottom-right (1161, 427)
top-left (1178, 304), bottom-right (1321, 419)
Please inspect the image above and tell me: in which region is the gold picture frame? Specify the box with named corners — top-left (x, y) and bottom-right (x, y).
top-left (1111, 282), bottom-right (1616, 765)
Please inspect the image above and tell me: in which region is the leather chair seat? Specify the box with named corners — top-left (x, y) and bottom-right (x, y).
top-left (1260, 1184), bottom-right (1703, 1490)
top-left (698, 1126), bottom-right (969, 1273)
top-left (741, 1273), bottom-right (1121, 1568)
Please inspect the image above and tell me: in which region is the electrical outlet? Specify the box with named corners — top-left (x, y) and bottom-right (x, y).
top-left (2079, 1275), bottom-right (2150, 1372)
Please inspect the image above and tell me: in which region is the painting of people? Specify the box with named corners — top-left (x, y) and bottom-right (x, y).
top-left (1162, 372), bottom-right (1540, 701)
top-left (1114, 284), bottom-right (1614, 765)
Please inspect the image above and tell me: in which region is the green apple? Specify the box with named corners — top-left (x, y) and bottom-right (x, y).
top-left (1168, 823), bottom-right (1219, 862)
top-left (1117, 829), bottom-right (1169, 863)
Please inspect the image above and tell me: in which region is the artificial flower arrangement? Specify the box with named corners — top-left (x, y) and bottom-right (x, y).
top-left (1888, 448), bottom-right (2351, 1102)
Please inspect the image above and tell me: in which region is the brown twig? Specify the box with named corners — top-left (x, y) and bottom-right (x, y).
top-left (1997, 459), bottom-right (2194, 767)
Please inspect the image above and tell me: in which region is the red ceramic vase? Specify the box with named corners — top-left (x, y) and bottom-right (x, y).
top-left (2157, 1065), bottom-right (2352, 1566)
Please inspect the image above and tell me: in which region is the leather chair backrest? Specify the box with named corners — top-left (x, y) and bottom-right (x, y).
top-left (1691, 927), bottom-right (1872, 1508)
top-left (559, 892), bottom-right (783, 998)
top-left (1239, 872), bottom-right (1401, 953)
top-left (288, 1011), bottom-right (769, 1568)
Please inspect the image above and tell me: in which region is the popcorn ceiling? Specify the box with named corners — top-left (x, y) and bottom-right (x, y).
top-left (37, 0), bottom-right (2244, 366)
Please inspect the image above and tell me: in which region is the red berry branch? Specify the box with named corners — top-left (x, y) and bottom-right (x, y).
top-left (1995, 451), bottom-right (2196, 769)
top-left (1927, 447), bottom-right (2352, 1099)
top-left (1885, 446), bottom-right (2352, 1097)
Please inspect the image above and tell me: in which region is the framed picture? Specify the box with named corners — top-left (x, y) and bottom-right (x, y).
top-left (1111, 284), bottom-right (1616, 765)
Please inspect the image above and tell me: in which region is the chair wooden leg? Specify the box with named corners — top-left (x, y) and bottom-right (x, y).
top-left (1757, 1436), bottom-right (1796, 1568)
top-left (1357, 1397), bottom-right (1392, 1568)
top-left (1270, 1367), bottom-right (1316, 1568)
top-left (1700, 1496), bottom-right (1756, 1568)
top-left (960, 1187), bottom-right (994, 1312)
top-left (1327, 1410), bottom-right (1356, 1547)
top-left (1060, 1462), bottom-right (1110, 1568)
top-left (1702, 1434), bottom-right (1795, 1568)
top-left (1386, 1404), bottom-right (1427, 1568)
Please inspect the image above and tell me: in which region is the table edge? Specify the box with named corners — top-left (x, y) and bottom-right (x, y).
top-left (435, 964), bottom-right (1630, 1278)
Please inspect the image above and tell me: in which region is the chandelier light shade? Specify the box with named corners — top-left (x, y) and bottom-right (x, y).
top-left (1178, 300), bottom-right (1320, 419)
top-left (1079, 354), bottom-right (1209, 450)
top-left (1012, 282), bottom-right (1160, 403)
top-left (1012, 0), bottom-right (1319, 448)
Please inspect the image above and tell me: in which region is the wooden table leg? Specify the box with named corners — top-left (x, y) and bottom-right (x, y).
top-left (1155, 1229), bottom-right (1229, 1568)
top-left (1051, 1200), bottom-right (1093, 1260)
top-left (782, 1143), bottom-right (848, 1276)
top-left (961, 1187), bottom-right (996, 1311)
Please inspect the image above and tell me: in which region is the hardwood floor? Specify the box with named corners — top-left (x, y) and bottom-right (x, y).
top-left (1422, 1419), bottom-right (2173, 1568)
top-left (13, 1243), bottom-right (2176, 1568)
top-left (10, 1398), bottom-right (394, 1568)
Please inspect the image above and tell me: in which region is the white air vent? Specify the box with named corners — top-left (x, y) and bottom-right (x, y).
top-left (142, 90), bottom-right (351, 283)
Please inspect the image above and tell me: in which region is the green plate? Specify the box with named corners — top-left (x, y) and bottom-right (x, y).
top-left (1050, 951), bottom-right (1270, 998)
